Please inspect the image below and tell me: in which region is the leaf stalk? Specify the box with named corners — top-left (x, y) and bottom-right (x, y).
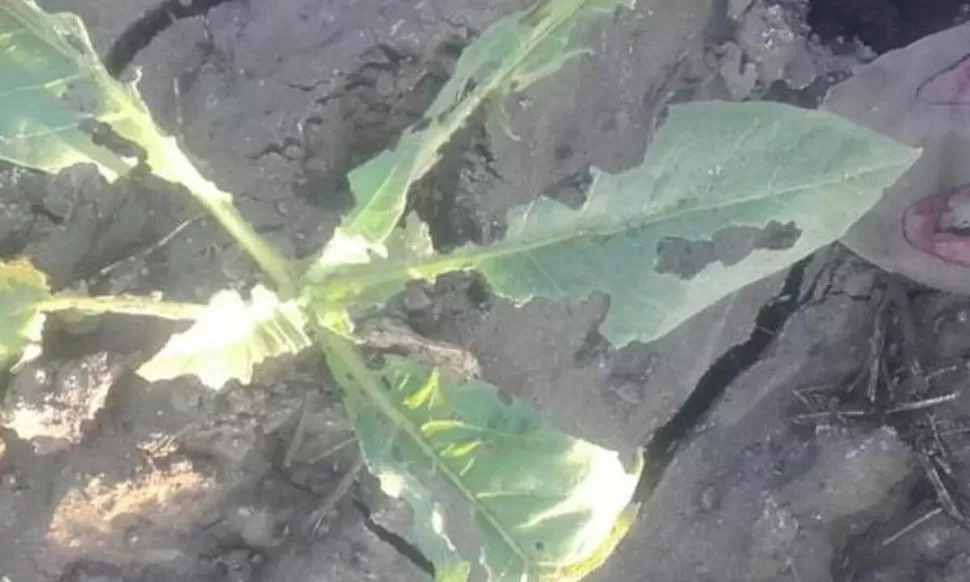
top-left (37, 295), bottom-right (205, 320)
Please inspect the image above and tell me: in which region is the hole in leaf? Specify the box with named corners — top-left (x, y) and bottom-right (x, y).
top-left (535, 541), bottom-right (545, 552)
top-left (63, 33), bottom-right (88, 56)
top-left (466, 275), bottom-right (492, 308)
top-left (485, 414), bottom-right (501, 430)
top-left (902, 183), bottom-right (970, 267)
top-left (543, 168), bottom-right (592, 210)
top-left (655, 220), bottom-right (801, 279)
top-left (412, 116), bottom-right (432, 132)
top-left (367, 353), bottom-right (387, 370)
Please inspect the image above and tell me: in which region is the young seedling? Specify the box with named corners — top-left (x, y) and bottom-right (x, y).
top-left (0, 0), bottom-right (919, 579)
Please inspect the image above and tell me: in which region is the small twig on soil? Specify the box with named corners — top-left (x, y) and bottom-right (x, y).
top-left (93, 214), bottom-right (203, 280)
top-left (306, 437), bottom-right (357, 464)
top-left (918, 451), bottom-right (970, 528)
top-left (887, 280), bottom-right (931, 397)
top-left (881, 507), bottom-right (943, 547)
top-left (925, 361), bottom-right (970, 382)
top-left (309, 454), bottom-right (365, 536)
top-left (283, 392), bottom-right (311, 469)
top-left (792, 388), bottom-right (816, 412)
top-left (881, 360), bottom-right (895, 403)
top-left (863, 291), bottom-right (889, 403)
top-left (886, 392), bottom-right (960, 414)
top-left (786, 559), bottom-right (803, 582)
top-left (938, 424), bottom-right (970, 437)
top-left (792, 409), bottom-right (869, 425)
top-left (929, 415), bottom-right (957, 479)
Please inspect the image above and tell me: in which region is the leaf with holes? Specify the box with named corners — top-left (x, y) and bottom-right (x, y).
top-left (310, 101), bottom-right (920, 346)
top-left (322, 333), bottom-right (640, 581)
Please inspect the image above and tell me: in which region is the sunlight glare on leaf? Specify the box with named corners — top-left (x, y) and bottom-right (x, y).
top-left (137, 285), bottom-right (311, 389)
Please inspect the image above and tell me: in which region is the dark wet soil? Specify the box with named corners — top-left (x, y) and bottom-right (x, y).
top-left (808, 0), bottom-right (970, 53)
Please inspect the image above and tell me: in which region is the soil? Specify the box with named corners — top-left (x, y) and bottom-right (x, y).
top-left (4, 0), bottom-right (970, 581)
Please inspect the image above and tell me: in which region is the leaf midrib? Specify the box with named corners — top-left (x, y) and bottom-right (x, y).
top-left (320, 155), bottom-right (913, 298)
top-left (323, 333), bottom-right (536, 574)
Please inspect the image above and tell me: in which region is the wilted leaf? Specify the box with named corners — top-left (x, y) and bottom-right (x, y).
top-left (310, 0), bottom-right (631, 274)
top-left (317, 101), bottom-right (920, 346)
top-left (322, 334), bottom-right (640, 581)
top-left (138, 286), bottom-right (311, 389)
top-left (0, 258), bottom-right (50, 372)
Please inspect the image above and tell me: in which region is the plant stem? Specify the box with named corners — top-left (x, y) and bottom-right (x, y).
top-left (190, 186), bottom-right (297, 296)
top-left (37, 295), bottom-right (205, 320)
top-left (153, 140), bottom-right (297, 295)
top-left (317, 253), bottom-right (474, 305)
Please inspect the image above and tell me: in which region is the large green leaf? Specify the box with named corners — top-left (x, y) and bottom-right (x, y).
top-left (311, 101), bottom-right (920, 346)
top-left (138, 286), bottom-right (312, 389)
top-left (321, 333), bottom-right (640, 581)
top-left (309, 0), bottom-right (631, 271)
top-left (0, 1), bottom-right (199, 187)
top-left (0, 258), bottom-right (50, 372)
top-left (0, 1), bottom-right (293, 290)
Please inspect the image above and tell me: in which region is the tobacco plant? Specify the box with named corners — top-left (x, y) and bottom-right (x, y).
top-left (0, 0), bottom-right (918, 580)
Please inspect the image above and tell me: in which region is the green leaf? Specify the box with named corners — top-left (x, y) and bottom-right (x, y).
top-left (321, 333), bottom-right (640, 581)
top-left (309, 0), bottom-right (631, 274)
top-left (314, 101), bottom-right (920, 346)
top-left (0, 1), bottom-right (198, 187)
top-left (309, 215), bottom-right (436, 335)
top-left (0, 258), bottom-right (51, 372)
top-left (0, 1), bottom-right (294, 291)
top-left (137, 286), bottom-right (312, 389)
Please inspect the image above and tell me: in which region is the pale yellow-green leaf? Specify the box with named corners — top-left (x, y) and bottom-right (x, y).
top-left (322, 333), bottom-right (640, 581)
top-left (308, 0), bottom-right (631, 275)
top-left (138, 286), bottom-right (311, 389)
top-left (0, 258), bottom-right (50, 372)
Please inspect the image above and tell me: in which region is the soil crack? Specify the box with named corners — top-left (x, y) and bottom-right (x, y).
top-left (635, 255), bottom-right (811, 499)
top-left (104, 0), bottom-right (236, 77)
top-left (352, 499), bottom-right (436, 577)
